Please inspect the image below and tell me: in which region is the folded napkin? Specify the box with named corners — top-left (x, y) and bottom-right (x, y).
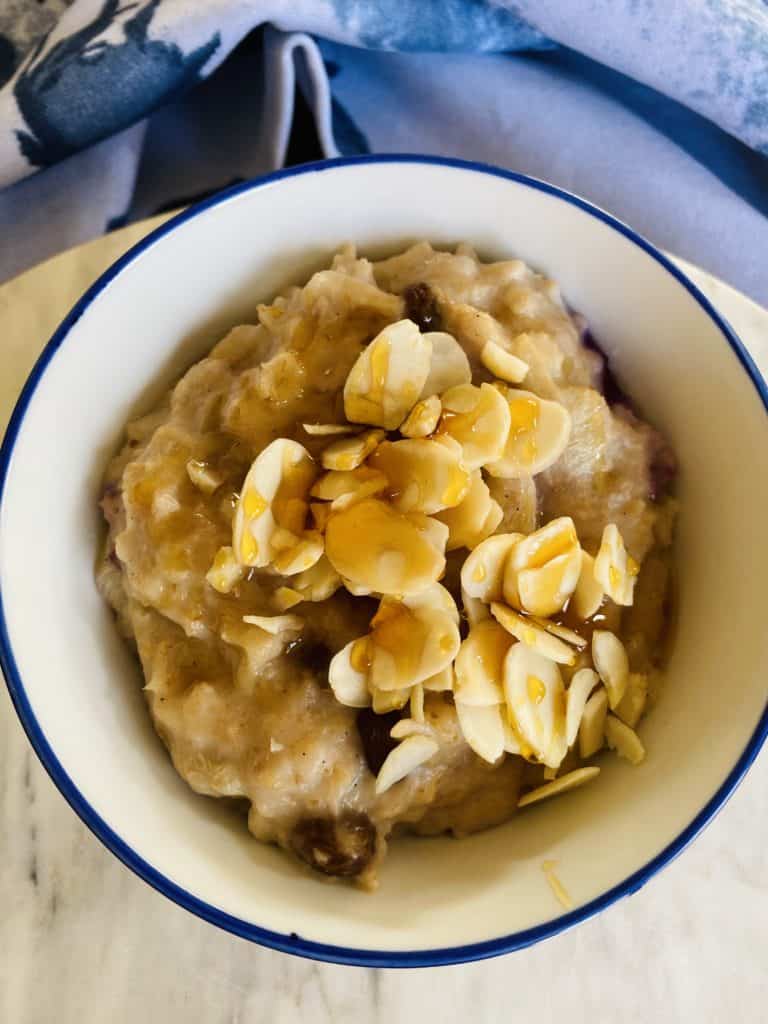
top-left (0, 1), bottom-right (766, 303)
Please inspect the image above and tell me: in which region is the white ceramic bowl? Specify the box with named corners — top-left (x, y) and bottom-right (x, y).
top-left (1, 157), bottom-right (767, 967)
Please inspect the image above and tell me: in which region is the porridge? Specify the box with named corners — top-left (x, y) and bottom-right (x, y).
top-left (98, 242), bottom-right (676, 887)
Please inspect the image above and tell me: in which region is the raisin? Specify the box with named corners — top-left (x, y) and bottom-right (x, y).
top-left (403, 282), bottom-right (441, 332)
top-left (289, 812), bottom-right (376, 877)
top-left (356, 707), bottom-right (400, 775)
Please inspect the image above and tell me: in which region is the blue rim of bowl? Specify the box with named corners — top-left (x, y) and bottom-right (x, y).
top-left (1, 154), bottom-right (767, 968)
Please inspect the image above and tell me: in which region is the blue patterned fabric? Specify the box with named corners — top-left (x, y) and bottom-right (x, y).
top-left (0, 1), bottom-right (766, 302)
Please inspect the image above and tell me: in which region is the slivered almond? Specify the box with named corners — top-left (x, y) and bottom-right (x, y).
top-left (518, 766), bottom-right (600, 808)
top-left (375, 734), bottom-right (438, 794)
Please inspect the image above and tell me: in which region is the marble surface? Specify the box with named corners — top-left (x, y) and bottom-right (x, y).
top-left (1, 222), bottom-right (767, 1023)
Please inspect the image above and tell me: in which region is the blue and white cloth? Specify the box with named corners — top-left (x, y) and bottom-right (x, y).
top-left (1, 1), bottom-right (767, 303)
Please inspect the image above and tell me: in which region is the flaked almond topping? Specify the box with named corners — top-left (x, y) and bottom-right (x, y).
top-left (579, 688), bottom-right (609, 758)
top-left (565, 668), bottom-right (600, 747)
top-left (516, 547), bottom-right (582, 618)
top-left (302, 422), bottom-right (356, 436)
top-left (290, 555), bottom-right (342, 603)
top-left (369, 437), bottom-right (469, 514)
top-left (485, 388), bottom-right (571, 479)
top-left (571, 550), bottom-right (605, 620)
top-left (615, 672), bottom-right (648, 728)
top-left (460, 533), bottom-right (521, 602)
top-left (186, 458), bottom-right (224, 495)
top-left (435, 470), bottom-right (503, 552)
top-left (422, 665), bottom-right (454, 691)
top-left (310, 501), bottom-right (332, 532)
top-left (344, 319), bottom-right (432, 429)
top-left (205, 545), bottom-right (244, 594)
top-left (399, 395), bottom-right (442, 438)
top-left (455, 701), bottom-right (506, 764)
top-left (491, 603), bottom-right (576, 666)
top-left (368, 594), bottom-right (460, 693)
top-left (454, 619), bottom-right (511, 706)
top-left (605, 714), bottom-right (646, 765)
top-left (462, 587), bottom-right (491, 626)
top-left (410, 683), bottom-right (425, 722)
top-left (371, 684), bottom-right (411, 714)
top-left (271, 530), bottom-right (324, 576)
top-left (233, 438), bottom-right (317, 569)
top-left (375, 733), bottom-right (439, 794)
top-left (592, 629), bottom-right (630, 708)
top-left (242, 613), bottom-right (304, 635)
top-left (419, 331), bottom-right (472, 399)
top-left (518, 766), bottom-right (601, 808)
top-left (503, 644), bottom-right (567, 769)
top-left (320, 428), bottom-right (386, 472)
top-left (437, 382), bottom-right (511, 471)
top-left (480, 340), bottom-right (529, 384)
top-left (328, 638), bottom-right (372, 708)
top-left (390, 718), bottom-right (434, 740)
top-left (273, 586), bottom-right (303, 611)
top-left (503, 516), bottom-right (578, 608)
top-left (594, 523), bottom-right (638, 606)
top-left (325, 498), bottom-right (446, 597)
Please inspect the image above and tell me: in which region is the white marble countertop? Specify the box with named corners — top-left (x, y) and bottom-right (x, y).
top-left (1, 224), bottom-right (767, 1023)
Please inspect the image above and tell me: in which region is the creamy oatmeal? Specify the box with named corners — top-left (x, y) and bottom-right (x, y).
top-left (98, 242), bottom-right (676, 887)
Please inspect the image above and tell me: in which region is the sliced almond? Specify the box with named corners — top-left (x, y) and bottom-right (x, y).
top-left (325, 498), bottom-right (446, 596)
top-left (233, 439), bottom-right (317, 568)
top-left (455, 701), bottom-right (506, 764)
top-left (410, 683), bottom-right (425, 722)
top-left (310, 466), bottom-right (388, 502)
top-left (344, 319), bottom-right (432, 429)
top-left (328, 639), bottom-right (371, 708)
top-left (518, 766), bottom-right (600, 808)
top-left (291, 555), bottom-right (342, 602)
top-left (462, 588), bottom-right (491, 626)
top-left (592, 630), bottom-right (630, 709)
top-left (375, 734), bottom-right (439, 794)
top-left (435, 470), bottom-right (503, 551)
top-left (491, 603), bottom-right (576, 666)
top-left (503, 644), bottom-right (567, 769)
top-left (460, 533), bottom-right (521, 602)
top-left (517, 546), bottom-right (582, 617)
top-left (571, 550), bottom-right (604, 619)
top-left (271, 531), bottom-right (324, 576)
top-left (273, 586), bottom-right (303, 611)
top-left (320, 428), bottom-right (386, 472)
top-left (438, 382), bottom-right (511, 471)
top-left (502, 713), bottom-right (525, 756)
top-left (579, 688), bottom-right (609, 758)
top-left (423, 665), bottom-right (454, 691)
top-left (403, 582), bottom-right (460, 625)
top-left (368, 598), bottom-right (460, 692)
top-left (369, 438), bottom-right (469, 514)
top-left (594, 523), bottom-right (638, 606)
top-left (391, 718), bottom-right (434, 740)
top-left (510, 517), bottom-right (578, 572)
top-left (605, 714), bottom-right (645, 765)
top-left (371, 684), bottom-right (411, 714)
top-left (186, 458), bottom-right (223, 495)
top-left (454, 619), bottom-right (511, 706)
top-left (480, 340), bottom-right (529, 384)
top-left (302, 422), bottom-right (356, 436)
top-left (399, 395), bottom-right (442, 438)
top-left (615, 672), bottom-right (648, 728)
top-left (242, 614), bottom-right (304, 635)
top-left (310, 502), bottom-right (332, 532)
top-left (419, 331), bottom-right (472, 399)
top-left (565, 668), bottom-right (600, 747)
top-left (503, 516), bottom-right (578, 607)
top-left (530, 617), bottom-right (587, 649)
top-left (486, 388), bottom-right (571, 479)
top-left (205, 545), bottom-right (244, 594)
